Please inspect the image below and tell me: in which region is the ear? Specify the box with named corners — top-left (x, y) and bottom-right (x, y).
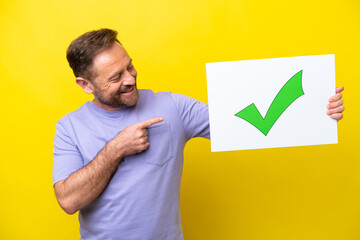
top-left (76, 77), bottom-right (94, 94)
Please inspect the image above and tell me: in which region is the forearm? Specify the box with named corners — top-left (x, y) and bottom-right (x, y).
top-left (54, 117), bottom-right (163, 214)
top-left (54, 140), bottom-right (123, 214)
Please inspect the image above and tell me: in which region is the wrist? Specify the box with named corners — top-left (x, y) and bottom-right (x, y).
top-left (104, 139), bottom-right (125, 163)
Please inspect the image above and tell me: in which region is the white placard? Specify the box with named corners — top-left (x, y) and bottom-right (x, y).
top-left (206, 55), bottom-right (338, 152)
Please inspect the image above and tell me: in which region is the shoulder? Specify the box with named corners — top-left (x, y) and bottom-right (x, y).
top-left (137, 89), bottom-right (174, 106)
top-left (138, 89), bottom-right (196, 103)
top-left (138, 89), bottom-right (171, 98)
top-left (56, 102), bottom-right (91, 128)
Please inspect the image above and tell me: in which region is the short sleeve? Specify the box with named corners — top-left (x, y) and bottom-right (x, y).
top-left (170, 93), bottom-right (210, 140)
top-left (52, 120), bottom-right (84, 185)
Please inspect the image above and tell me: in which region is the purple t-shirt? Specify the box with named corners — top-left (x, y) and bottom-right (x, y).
top-left (53, 90), bottom-right (209, 240)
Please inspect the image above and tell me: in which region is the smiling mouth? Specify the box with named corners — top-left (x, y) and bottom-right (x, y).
top-left (120, 86), bottom-right (135, 95)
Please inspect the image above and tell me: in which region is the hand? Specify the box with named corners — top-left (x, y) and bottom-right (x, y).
top-left (327, 87), bottom-right (344, 121)
top-left (111, 117), bottom-right (164, 158)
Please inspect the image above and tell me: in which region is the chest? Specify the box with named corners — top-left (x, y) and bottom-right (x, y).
top-left (71, 108), bottom-right (185, 166)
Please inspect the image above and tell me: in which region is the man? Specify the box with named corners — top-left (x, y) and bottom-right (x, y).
top-left (53, 28), bottom-right (344, 240)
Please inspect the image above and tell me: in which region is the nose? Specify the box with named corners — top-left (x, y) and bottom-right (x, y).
top-left (122, 70), bottom-right (136, 86)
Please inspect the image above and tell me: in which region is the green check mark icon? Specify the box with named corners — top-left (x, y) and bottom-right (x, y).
top-left (235, 70), bottom-right (304, 136)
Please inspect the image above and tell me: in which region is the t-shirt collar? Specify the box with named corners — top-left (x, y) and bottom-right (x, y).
top-left (87, 100), bottom-right (129, 118)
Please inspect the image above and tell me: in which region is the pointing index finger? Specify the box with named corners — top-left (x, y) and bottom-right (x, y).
top-left (137, 117), bottom-right (163, 129)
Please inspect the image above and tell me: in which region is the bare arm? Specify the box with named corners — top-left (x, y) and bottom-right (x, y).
top-left (54, 117), bottom-right (163, 214)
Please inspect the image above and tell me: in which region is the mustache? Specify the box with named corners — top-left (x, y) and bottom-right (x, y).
top-left (116, 84), bottom-right (136, 95)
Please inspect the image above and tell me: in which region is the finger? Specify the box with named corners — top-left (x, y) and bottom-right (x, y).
top-left (336, 86), bottom-right (344, 93)
top-left (327, 99), bottom-right (343, 109)
top-left (135, 140), bottom-right (150, 153)
top-left (138, 135), bottom-right (148, 144)
top-left (327, 106), bottom-right (345, 115)
top-left (141, 142), bottom-right (150, 152)
top-left (328, 93), bottom-right (342, 102)
top-left (329, 113), bottom-right (343, 121)
top-left (136, 117), bottom-right (163, 129)
top-left (137, 128), bottom-right (148, 137)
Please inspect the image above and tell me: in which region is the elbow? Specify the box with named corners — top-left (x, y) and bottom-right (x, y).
top-left (54, 182), bottom-right (80, 215)
top-left (64, 208), bottom-right (78, 215)
top-left (58, 197), bottom-right (79, 215)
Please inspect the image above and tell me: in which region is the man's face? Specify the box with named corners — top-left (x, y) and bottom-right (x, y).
top-left (90, 43), bottom-right (139, 110)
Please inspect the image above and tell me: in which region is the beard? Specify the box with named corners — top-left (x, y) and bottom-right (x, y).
top-left (93, 84), bottom-right (139, 109)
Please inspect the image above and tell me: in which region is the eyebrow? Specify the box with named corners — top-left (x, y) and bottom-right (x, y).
top-left (108, 59), bottom-right (133, 80)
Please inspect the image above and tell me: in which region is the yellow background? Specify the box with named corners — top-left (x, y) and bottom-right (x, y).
top-left (0, 0), bottom-right (359, 239)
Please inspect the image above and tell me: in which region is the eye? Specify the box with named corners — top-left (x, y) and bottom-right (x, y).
top-left (112, 73), bottom-right (122, 81)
